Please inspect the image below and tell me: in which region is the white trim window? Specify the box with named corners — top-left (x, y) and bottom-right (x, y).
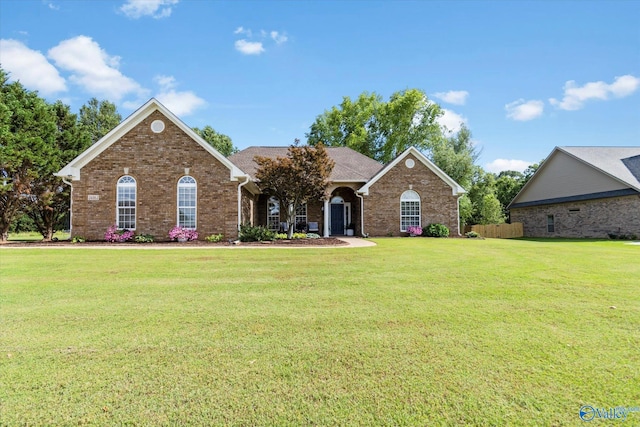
top-left (177, 176), bottom-right (197, 229)
top-left (117, 175), bottom-right (136, 230)
top-left (400, 190), bottom-right (421, 232)
top-left (267, 196), bottom-right (280, 231)
top-left (295, 203), bottom-right (307, 230)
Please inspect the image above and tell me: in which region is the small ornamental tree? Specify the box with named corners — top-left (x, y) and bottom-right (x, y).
top-left (254, 141), bottom-right (334, 239)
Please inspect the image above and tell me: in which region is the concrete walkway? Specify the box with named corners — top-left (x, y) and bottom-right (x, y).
top-left (337, 237), bottom-right (377, 247)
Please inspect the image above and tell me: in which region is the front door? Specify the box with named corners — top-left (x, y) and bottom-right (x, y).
top-left (330, 204), bottom-right (344, 235)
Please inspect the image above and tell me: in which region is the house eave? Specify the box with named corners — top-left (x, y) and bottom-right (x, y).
top-left (509, 188), bottom-right (639, 209)
top-left (358, 146), bottom-right (466, 196)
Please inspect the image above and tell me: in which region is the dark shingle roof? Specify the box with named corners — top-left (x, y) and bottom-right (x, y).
top-left (229, 146), bottom-right (383, 182)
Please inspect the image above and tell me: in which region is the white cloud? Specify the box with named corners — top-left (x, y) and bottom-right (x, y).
top-left (433, 90), bottom-right (469, 105)
top-left (233, 27), bottom-right (288, 54)
top-left (505, 99), bottom-right (544, 121)
top-left (47, 2), bottom-right (60, 10)
top-left (437, 108), bottom-right (467, 135)
top-left (270, 31), bottom-right (288, 45)
top-left (120, 0), bottom-right (178, 19)
top-left (485, 159), bottom-right (533, 174)
top-left (154, 74), bottom-right (176, 89)
top-left (234, 26), bottom-right (251, 37)
top-left (154, 74), bottom-right (205, 116)
top-left (549, 75), bottom-right (640, 110)
top-left (234, 39), bottom-right (265, 55)
top-left (48, 35), bottom-right (146, 101)
top-left (0, 39), bottom-right (67, 95)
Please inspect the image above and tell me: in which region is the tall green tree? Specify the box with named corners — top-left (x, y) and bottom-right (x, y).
top-left (429, 124), bottom-right (479, 189)
top-left (376, 89), bottom-right (443, 162)
top-left (78, 98), bottom-right (121, 143)
top-left (192, 125), bottom-right (238, 157)
top-left (465, 168), bottom-right (505, 226)
top-left (494, 161), bottom-right (543, 220)
top-left (25, 101), bottom-right (91, 240)
top-left (307, 89), bottom-right (443, 163)
top-left (0, 69), bottom-right (57, 241)
top-left (307, 92), bottom-right (382, 160)
top-left (254, 141), bottom-right (334, 238)
top-left (494, 170), bottom-right (525, 219)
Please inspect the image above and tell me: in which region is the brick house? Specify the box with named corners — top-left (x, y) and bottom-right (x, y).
top-left (508, 146), bottom-right (640, 238)
top-left (56, 99), bottom-right (465, 240)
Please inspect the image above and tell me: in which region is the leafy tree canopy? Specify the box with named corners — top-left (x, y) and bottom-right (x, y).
top-left (429, 124), bottom-right (479, 190)
top-left (78, 98), bottom-right (121, 144)
top-left (0, 69), bottom-right (57, 240)
top-left (307, 89), bottom-right (443, 163)
top-left (192, 125), bottom-right (238, 157)
top-left (254, 141), bottom-right (334, 238)
top-left (25, 101), bottom-right (91, 240)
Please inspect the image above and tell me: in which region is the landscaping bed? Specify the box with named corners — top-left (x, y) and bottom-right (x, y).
top-left (1, 237), bottom-right (348, 247)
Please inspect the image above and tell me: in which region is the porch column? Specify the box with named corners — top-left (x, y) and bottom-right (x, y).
top-left (323, 198), bottom-right (330, 237)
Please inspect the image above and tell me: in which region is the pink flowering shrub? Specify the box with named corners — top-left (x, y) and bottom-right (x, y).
top-left (407, 225), bottom-right (423, 236)
top-left (169, 226), bottom-right (198, 241)
top-left (104, 224), bottom-right (134, 242)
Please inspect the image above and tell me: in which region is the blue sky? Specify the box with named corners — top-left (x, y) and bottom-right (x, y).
top-left (1, 0), bottom-right (638, 173)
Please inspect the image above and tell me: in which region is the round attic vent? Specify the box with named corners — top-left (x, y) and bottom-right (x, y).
top-left (405, 158), bottom-right (415, 169)
top-left (151, 119), bottom-right (165, 133)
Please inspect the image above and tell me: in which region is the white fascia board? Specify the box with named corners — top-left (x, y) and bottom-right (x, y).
top-left (358, 146), bottom-right (466, 196)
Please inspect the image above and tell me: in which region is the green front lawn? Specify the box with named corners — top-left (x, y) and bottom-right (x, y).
top-left (1, 239), bottom-right (638, 425)
top-left (7, 231), bottom-right (70, 241)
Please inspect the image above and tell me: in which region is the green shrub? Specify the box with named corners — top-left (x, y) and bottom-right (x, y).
top-left (239, 225), bottom-right (276, 242)
top-left (71, 236), bottom-right (86, 243)
top-left (292, 232), bottom-right (307, 239)
top-left (205, 233), bottom-right (224, 242)
top-left (465, 231), bottom-right (479, 238)
top-left (423, 223), bottom-right (450, 238)
top-left (134, 234), bottom-right (154, 243)
top-left (9, 214), bottom-right (37, 233)
top-left (274, 233), bottom-right (288, 240)
top-left (306, 233), bottom-right (321, 239)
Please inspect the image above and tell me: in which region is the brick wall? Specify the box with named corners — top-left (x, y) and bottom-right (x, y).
top-left (362, 153), bottom-right (461, 237)
top-left (71, 110), bottom-right (239, 241)
top-left (510, 194), bottom-right (640, 238)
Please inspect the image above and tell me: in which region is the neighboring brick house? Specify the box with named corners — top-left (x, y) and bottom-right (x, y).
top-left (57, 99), bottom-right (466, 240)
top-left (508, 146), bottom-right (640, 238)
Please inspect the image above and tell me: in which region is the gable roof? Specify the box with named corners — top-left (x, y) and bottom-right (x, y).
top-left (508, 146), bottom-right (640, 209)
top-left (229, 146), bottom-right (383, 182)
top-left (55, 98), bottom-right (245, 180)
top-left (559, 146), bottom-right (640, 190)
top-left (358, 146), bottom-right (466, 196)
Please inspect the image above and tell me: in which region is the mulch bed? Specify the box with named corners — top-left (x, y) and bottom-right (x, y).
top-left (2, 238), bottom-right (347, 247)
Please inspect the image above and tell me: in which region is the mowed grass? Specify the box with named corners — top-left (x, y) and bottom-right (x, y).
top-left (1, 239), bottom-right (638, 426)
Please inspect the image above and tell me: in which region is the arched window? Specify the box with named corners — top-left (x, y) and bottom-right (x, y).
top-left (117, 175), bottom-right (136, 230)
top-left (177, 176), bottom-right (197, 229)
top-left (267, 196), bottom-right (280, 231)
top-left (400, 190), bottom-right (421, 232)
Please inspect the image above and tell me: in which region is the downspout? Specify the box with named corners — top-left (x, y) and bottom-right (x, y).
top-left (355, 192), bottom-right (366, 237)
top-left (456, 195), bottom-right (462, 236)
top-left (237, 175), bottom-right (251, 233)
top-left (62, 176), bottom-right (73, 237)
